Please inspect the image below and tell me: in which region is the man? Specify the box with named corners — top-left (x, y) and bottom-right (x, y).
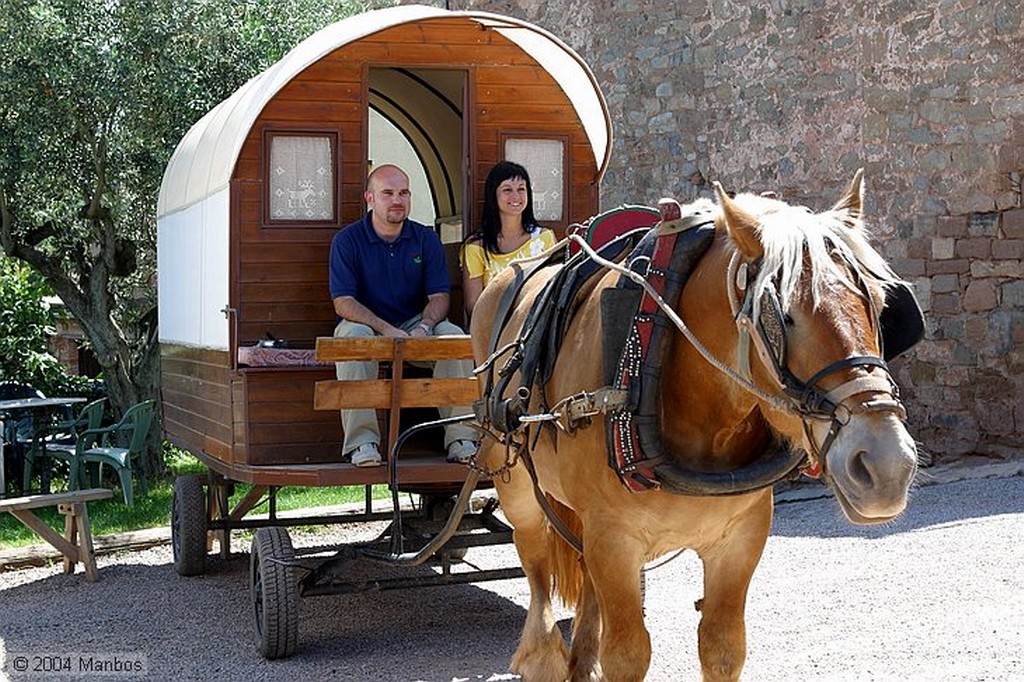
top-left (329, 164), bottom-right (478, 467)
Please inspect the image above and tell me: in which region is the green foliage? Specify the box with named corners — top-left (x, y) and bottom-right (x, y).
top-left (0, 256), bottom-right (96, 396)
top-left (0, 0), bottom-right (393, 474)
top-left (0, 258), bottom-right (51, 377)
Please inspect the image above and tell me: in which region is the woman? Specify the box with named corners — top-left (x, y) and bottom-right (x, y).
top-left (461, 161), bottom-right (557, 317)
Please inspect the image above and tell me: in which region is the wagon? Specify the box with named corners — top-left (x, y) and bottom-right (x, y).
top-left (155, 5), bottom-right (612, 658)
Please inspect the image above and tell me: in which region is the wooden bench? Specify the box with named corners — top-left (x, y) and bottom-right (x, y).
top-left (0, 488), bottom-right (113, 582)
top-left (313, 336), bottom-right (479, 477)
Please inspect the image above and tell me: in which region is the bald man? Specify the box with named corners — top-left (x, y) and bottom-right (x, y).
top-left (329, 164), bottom-right (478, 467)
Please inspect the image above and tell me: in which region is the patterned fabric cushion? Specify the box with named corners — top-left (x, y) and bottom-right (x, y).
top-left (237, 347), bottom-right (328, 367)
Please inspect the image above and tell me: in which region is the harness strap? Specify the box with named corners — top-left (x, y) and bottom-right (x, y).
top-left (823, 374), bottom-right (896, 407)
top-left (479, 257), bottom-right (559, 433)
top-left (606, 216), bottom-right (716, 491)
top-left (518, 431), bottom-right (584, 554)
top-left (804, 355), bottom-right (888, 389)
top-left (478, 231), bottom-right (647, 437)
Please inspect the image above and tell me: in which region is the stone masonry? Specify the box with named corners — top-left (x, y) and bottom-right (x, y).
top-left (430, 0), bottom-right (1024, 463)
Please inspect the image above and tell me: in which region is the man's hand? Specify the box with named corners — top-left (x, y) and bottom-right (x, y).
top-left (335, 296), bottom-right (408, 337)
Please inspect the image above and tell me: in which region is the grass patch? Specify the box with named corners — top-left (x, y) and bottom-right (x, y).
top-left (1, 448), bottom-right (387, 549)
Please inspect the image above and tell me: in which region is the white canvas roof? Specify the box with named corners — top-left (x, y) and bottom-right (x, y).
top-left (156, 4), bottom-right (611, 220)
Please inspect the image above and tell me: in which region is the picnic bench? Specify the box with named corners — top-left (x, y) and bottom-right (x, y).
top-left (0, 488), bottom-right (113, 582)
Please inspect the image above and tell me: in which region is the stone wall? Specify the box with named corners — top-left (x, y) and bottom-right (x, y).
top-left (437, 0), bottom-right (1024, 462)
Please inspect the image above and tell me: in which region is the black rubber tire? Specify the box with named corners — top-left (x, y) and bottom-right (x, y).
top-left (250, 527), bottom-right (299, 660)
top-left (171, 476), bottom-right (208, 576)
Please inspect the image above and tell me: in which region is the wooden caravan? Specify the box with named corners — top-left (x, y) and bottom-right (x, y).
top-left (156, 5), bottom-right (612, 483)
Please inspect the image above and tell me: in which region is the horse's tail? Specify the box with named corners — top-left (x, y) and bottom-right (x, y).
top-left (546, 495), bottom-right (584, 608)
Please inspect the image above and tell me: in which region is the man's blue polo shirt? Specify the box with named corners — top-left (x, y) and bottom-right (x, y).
top-left (329, 212), bottom-right (450, 327)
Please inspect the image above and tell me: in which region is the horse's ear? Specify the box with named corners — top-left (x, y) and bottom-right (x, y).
top-left (714, 181), bottom-right (764, 260)
top-left (831, 168), bottom-right (865, 220)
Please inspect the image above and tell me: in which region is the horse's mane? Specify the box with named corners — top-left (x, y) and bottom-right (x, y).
top-left (724, 193), bottom-right (902, 316)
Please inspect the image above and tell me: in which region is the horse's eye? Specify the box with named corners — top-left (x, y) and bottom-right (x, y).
top-left (783, 314), bottom-right (795, 326)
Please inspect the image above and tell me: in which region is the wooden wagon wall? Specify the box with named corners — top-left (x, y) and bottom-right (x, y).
top-left (161, 346), bottom-right (234, 462)
top-left (162, 17), bottom-right (602, 468)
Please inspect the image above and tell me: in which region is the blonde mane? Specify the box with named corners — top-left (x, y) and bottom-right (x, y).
top-left (726, 193), bottom-right (901, 316)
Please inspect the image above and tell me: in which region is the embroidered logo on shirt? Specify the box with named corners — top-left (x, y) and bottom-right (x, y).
top-left (412, 254), bottom-right (422, 265)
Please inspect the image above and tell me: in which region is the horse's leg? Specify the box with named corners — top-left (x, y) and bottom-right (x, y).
top-left (696, 494), bottom-right (773, 682)
top-left (584, 530), bottom-right (649, 682)
top-left (508, 516), bottom-right (570, 680)
top-left (490, 456), bottom-right (569, 680)
top-left (568, 566), bottom-right (602, 681)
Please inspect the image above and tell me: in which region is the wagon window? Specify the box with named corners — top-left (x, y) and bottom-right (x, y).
top-left (504, 137), bottom-right (566, 223)
top-left (265, 132), bottom-right (338, 225)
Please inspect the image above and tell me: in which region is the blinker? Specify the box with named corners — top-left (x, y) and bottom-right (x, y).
top-left (736, 261), bottom-right (748, 291)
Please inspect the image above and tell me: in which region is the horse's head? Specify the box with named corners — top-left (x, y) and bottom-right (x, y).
top-left (710, 171), bottom-right (917, 524)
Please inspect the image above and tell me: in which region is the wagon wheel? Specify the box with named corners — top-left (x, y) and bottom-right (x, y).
top-left (250, 526), bottom-right (299, 659)
top-left (172, 476), bottom-right (208, 576)
top-left (424, 494), bottom-right (467, 561)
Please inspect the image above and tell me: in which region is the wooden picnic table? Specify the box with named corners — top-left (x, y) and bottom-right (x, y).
top-left (0, 488), bottom-right (113, 582)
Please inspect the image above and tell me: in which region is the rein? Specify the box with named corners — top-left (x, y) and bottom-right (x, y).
top-left (470, 215), bottom-right (911, 553)
top-left (477, 230), bottom-right (906, 476)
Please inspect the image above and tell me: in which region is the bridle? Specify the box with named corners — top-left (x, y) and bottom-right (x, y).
top-left (727, 249), bottom-right (908, 477)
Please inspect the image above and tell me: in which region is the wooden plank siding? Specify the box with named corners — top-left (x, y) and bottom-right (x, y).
top-left (160, 345), bottom-right (233, 463)
top-left (239, 368), bottom-right (341, 465)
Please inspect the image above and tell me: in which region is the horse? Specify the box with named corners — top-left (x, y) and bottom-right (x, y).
top-left (469, 171), bottom-right (919, 681)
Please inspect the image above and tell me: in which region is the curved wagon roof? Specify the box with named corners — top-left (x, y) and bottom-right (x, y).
top-left (157, 4), bottom-right (612, 219)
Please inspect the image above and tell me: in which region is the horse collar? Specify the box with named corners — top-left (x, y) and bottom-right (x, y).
top-left (604, 215), bottom-right (716, 492)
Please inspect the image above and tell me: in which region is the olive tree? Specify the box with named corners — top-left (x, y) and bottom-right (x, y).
top-left (0, 0), bottom-right (384, 477)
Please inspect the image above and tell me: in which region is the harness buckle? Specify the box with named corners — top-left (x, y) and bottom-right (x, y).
top-left (561, 387), bottom-right (629, 432)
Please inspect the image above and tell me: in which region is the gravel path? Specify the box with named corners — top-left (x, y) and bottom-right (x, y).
top-left (1, 474), bottom-right (1022, 681)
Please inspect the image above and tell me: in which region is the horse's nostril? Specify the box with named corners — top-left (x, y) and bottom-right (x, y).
top-left (848, 450), bottom-right (873, 485)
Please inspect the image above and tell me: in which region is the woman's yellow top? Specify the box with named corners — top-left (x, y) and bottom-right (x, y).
top-left (461, 227), bottom-right (557, 287)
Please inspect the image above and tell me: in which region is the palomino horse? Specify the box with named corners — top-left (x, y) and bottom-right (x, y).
top-left (469, 171), bottom-right (918, 681)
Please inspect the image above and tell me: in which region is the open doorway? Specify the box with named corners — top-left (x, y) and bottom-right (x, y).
top-left (368, 67), bottom-right (467, 244)
top-left (368, 67), bottom-right (469, 322)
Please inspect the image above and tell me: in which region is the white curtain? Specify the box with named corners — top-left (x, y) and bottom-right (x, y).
top-left (269, 136), bottom-right (334, 221)
top-left (505, 138), bottom-right (564, 222)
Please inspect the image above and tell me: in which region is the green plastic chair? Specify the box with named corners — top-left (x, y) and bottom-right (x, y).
top-left (23, 398), bottom-right (108, 492)
top-left (72, 400), bottom-right (155, 506)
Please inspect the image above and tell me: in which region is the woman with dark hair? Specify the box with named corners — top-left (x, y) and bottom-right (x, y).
top-left (461, 161), bottom-right (556, 316)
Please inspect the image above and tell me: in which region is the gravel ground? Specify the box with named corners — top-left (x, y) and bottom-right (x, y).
top-left (1, 474), bottom-right (1022, 681)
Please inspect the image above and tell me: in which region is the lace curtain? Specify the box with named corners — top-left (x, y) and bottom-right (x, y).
top-left (504, 138), bottom-right (565, 222)
top-left (268, 135), bottom-right (334, 221)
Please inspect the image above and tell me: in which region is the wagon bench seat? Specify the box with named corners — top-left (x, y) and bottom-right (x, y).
top-left (314, 335), bottom-right (479, 409)
top-left (314, 335), bottom-right (481, 485)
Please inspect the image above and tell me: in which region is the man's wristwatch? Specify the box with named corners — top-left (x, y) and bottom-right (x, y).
top-left (418, 322), bottom-right (433, 334)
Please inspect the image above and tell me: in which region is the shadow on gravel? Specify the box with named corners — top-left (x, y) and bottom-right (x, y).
top-left (0, 550), bottom-right (534, 681)
top-left (770, 475), bottom-right (1024, 539)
